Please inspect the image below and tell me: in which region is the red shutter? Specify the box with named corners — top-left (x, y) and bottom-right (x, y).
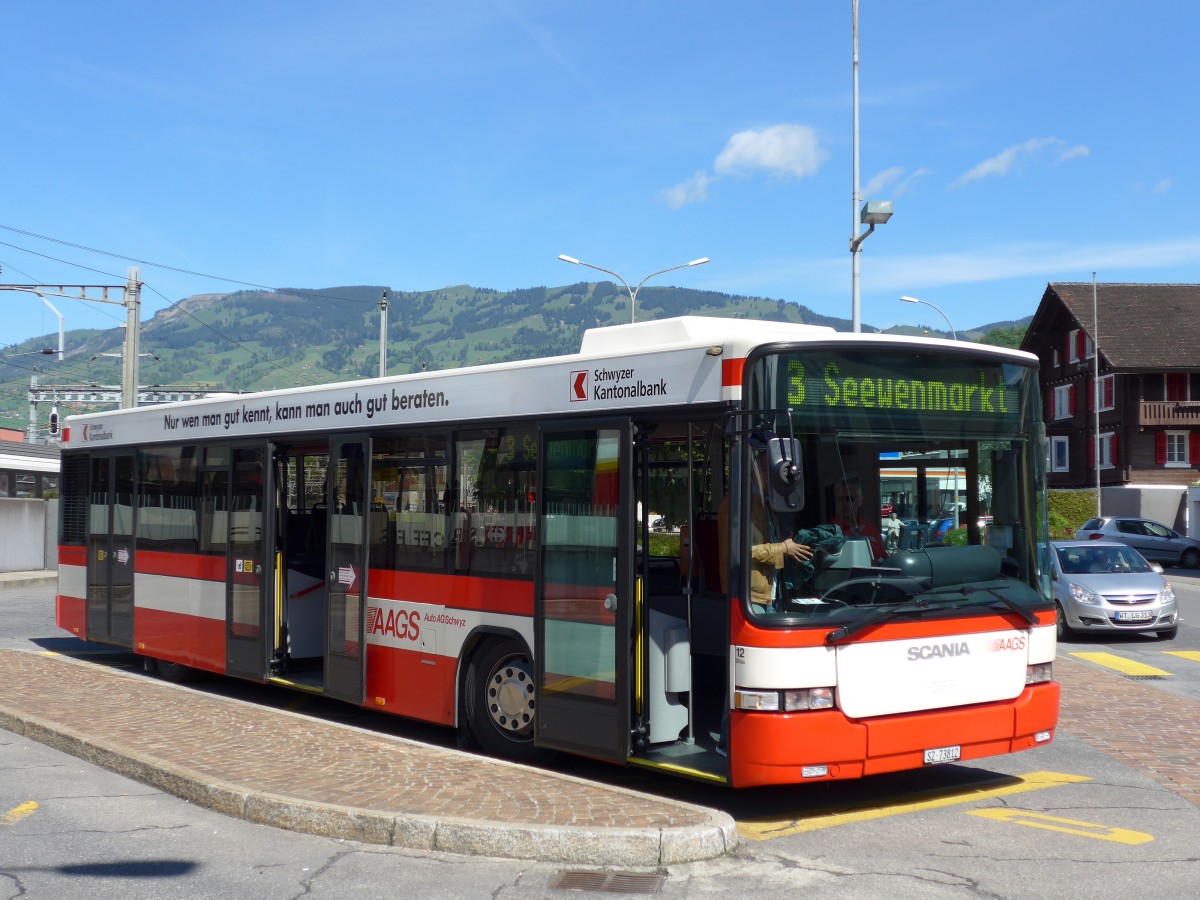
top-left (1068, 384), bottom-right (1076, 415)
top-left (1111, 434), bottom-right (1118, 468)
top-left (1104, 376), bottom-right (1115, 409)
top-left (1155, 432), bottom-right (1168, 465)
top-left (1076, 331), bottom-right (1086, 360)
top-left (1088, 437), bottom-right (1095, 467)
top-left (1087, 378), bottom-right (1094, 411)
top-left (1190, 433), bottom-right (1200, 465)
top-left (1046, 388), bottom-right (1054, 419)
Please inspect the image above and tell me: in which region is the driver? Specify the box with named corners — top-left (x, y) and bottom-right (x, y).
top-left (718, 438), bottom-right (812, 610)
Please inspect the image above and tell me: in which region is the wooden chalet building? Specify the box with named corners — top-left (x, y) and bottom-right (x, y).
top-left (1020, 283), bottom-right (1200, 524)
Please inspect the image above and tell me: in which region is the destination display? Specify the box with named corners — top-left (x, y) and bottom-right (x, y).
top-left (772, 351), bottom-right (1034, 437)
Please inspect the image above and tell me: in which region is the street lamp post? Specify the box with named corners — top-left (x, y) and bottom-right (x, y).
top-left (850, 0), bottom-right (894, 333)
top-left (558, 255), bottom-right (709, 323)
top-left (899, 295), bottom-right (956, 340)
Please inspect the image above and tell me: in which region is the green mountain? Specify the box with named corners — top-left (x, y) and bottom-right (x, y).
top-left (0, 283), bottom-right (1025, 431)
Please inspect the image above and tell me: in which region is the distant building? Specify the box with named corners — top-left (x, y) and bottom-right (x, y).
top-left (1020, 283), bottom-right (1200, 529)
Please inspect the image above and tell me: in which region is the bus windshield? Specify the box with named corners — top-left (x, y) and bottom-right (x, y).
top-left (739, 346), bottom-right (1051, 626)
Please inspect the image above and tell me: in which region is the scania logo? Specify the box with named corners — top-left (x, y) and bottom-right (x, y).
top-left (907, 641), bottom-right (970, 661)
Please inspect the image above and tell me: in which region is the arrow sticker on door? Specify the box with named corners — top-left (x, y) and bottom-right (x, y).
top-left (116, 548), bottom-right (129, 565)
top-left (338, 566), bottom-right (357, 589)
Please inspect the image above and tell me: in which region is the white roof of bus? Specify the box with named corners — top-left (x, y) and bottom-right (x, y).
top-left (578, 315), bottom-right (835, 355)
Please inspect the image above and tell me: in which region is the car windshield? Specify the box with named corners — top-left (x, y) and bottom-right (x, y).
top-left (1056, 545), bottom-right (1153, 575)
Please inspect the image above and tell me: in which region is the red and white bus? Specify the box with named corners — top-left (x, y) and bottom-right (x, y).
top-left (55, 316), bottom-right (1059, 787)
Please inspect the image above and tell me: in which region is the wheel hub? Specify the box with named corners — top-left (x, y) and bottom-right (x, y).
top-left (487, 658), bottom-right (535, 734)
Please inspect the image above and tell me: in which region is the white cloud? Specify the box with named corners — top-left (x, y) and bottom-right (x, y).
top-left (660, 171), bottom-right (713, 209)
top-left (1153, 178), bottom-right (1173, 194)
top-left (713, 124), bottom-right (827, 179)
top-left (863, 166), bottom-right (931, 198)
top-left (950, 137), bottom-right (1090, 189)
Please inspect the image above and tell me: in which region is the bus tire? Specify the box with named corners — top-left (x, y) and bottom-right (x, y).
top-left (154, 659), bottom-right (195, 683)
top-left (465, 639), bottom-right (550, 763)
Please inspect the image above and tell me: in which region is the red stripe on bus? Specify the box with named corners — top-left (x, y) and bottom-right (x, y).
top-left (137, 550), bottom-right (226, 581)
top-left (58, 545), bottom-right (87, 567)
top-left (722, 357), bottom-right (745, 387)
top-left (369, 569), bottom-right (533, 615)
top-left (56, 593), bottom-right (86, 637)
top-left (134, 606), bottom-right (225, 674)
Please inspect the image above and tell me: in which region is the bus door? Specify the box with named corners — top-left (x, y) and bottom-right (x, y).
top-left (226, 445), bottom-right (274, 681)
top-left (324, 436), bottom-right (370, 705)
top-left (534, 420), bottom-right (634, 761)
top-left (85, 453), bottom-right (135, 647)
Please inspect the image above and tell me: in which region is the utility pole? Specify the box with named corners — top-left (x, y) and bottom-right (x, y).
top-left (379, 289), bottom-right (388, 378)
top-left (122, 267), bottom-right (141, 409)
top-left (1, 266), bottom-right (141, 406)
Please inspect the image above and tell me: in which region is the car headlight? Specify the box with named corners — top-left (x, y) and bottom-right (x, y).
top-left (1160, 583), bottom-right (1176, 604)
top-left (1069, 583), bottom-right (1103, 607)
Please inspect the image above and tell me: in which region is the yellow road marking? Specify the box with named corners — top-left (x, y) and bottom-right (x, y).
top-left (967, 808), bottom-right (1153, 844)
top-left (1069, 652), bottom-right (1171, 677)
top-left (2, 802), bottom-right (38, 826)
top-left (1163, 650), bottom-right (1200, 664)
top-left (737, 771), bottom-right (1090, 839)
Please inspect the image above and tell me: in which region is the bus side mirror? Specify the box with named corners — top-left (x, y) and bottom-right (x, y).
top-left (766, 437), bottom-right (804, 512)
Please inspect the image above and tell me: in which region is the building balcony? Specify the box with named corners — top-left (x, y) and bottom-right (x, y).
top-left (1140, 400), bottom-right (1200, 426)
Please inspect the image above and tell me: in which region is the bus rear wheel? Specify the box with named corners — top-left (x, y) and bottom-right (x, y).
top-left (465, 639), bottom-right (547, 762)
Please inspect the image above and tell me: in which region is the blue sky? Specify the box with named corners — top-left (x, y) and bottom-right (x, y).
top-left (2, 1), bottom-right (1196, 350)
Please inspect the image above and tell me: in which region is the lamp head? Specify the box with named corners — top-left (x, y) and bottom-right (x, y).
top-left (860, 200), bottom-right (894, 225)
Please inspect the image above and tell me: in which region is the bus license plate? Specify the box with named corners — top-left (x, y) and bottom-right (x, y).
top-left (924, 745), bottom-right (961, 765)
top-left (1116, 610), bottom-right (1153, 622)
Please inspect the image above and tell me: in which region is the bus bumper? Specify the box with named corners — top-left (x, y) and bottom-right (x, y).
top-left (729, 681), bottom-right (1061, 788)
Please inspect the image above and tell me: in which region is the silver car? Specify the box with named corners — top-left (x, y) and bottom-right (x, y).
top-left (1075, 516), bottom-right (1200, 568)
top-left (1049, 541), bottom-right (1179, 640)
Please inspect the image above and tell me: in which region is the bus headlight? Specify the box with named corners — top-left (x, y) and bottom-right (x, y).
top-left (734, 690), bottom-right (780, 711)
top-left (1025, 663), bottom-right (1053, 684)
top-left (734, 688), bottom-right (837, 712)
top-left (783, 687), bottom-right (836, 711)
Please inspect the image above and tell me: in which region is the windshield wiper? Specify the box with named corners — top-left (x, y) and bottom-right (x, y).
top-left (915, 582), bottom-right (1038, 627)
top-left (824, 593), bottom-right (931, 645)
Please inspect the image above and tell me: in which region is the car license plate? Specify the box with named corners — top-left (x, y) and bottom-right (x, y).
top-left (1116, 610), bottom-right (1154, 622)
top-left (924, 745), bottom-right (961, 765)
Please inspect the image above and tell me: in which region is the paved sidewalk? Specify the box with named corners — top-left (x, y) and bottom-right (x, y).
top-left (0, 649), bottom-right (735, 865)
top-left (0, 569), bottom-right (57, 588)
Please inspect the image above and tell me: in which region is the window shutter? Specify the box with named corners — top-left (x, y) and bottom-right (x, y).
top-left (1068, 384), bottom-right (1076, 415)
top-left (1088, 437), bottom-right (1094, 467)
top-left (1155, 432), bottom-right (1168, 465)
top-left (1076, 331), bottom-right (1086, 360)
top-left (1087, 378), bottom-right (1094, 411)
top-left (1104, 376), bottom-right (1115, 409)
top-left (1190, 433), bottom-right (1200, 465)
top-left (1111, 434), bottom-right (1118, 467)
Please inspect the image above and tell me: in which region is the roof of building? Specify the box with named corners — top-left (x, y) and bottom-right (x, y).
top-left (1030, 282), bottom-right (1200, 370)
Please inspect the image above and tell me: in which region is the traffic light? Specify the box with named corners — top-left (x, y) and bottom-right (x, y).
top-left (48, 407), bottom-right (59, 436)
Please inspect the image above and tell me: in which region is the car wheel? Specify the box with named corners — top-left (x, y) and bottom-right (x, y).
top-left (1181, 549), bottom-right (1200, 569)
top-left (1157, 626), bottom-right (1179, 641)
top-left (1055, 602), bottom-right (1074, 641)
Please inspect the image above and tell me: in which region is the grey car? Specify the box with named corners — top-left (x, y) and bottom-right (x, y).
top-left (1075, 516), bottom-right (1200, 569)
top-left (1049, 541), bottom-right (1179, 640)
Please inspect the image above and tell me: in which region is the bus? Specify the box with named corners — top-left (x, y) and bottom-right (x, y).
top-left (0, 440), bottom-right (60, 499)
top-left (55, 316), bottom-right (1059, 787)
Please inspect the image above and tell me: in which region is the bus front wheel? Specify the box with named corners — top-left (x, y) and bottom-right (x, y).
top-left (465, 639), bottom-right (547, 762)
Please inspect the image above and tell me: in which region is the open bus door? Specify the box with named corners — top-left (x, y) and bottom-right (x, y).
top-left (225, 445), bottom-right (274, 681)
top-left (323, 436), bottom-right (369, 705)
top-left (534, 420), bottom-right (634, 762)
top-left (85, 452), bottom-right (135, 647)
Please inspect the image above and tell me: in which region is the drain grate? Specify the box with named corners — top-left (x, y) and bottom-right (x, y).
top-left (1125, 675), bottom-right (1166, 681)
top-left (548, 870), bottom-right (665, 894)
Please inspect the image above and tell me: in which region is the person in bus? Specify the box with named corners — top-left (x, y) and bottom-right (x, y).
top-left (717, 437), bottom-right (813, 612)
top-left (830, 475), bottom-right (884, 560)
